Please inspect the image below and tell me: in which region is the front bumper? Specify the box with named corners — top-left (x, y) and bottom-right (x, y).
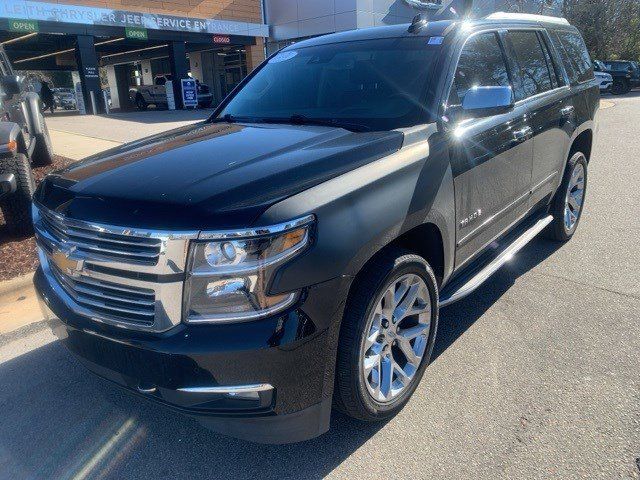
top-left (599, 81), bottom-right (613, 92)
top-left (35, 267), bottom-right (349, 443)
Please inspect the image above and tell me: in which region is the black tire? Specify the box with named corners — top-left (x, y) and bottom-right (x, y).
top-left (31, 117), bottom-right (54, 166)
top-left (334, 247), bottom-right (439, 421)
top-left (611, 79), bottom-right (630, 95)
top-left (546, 151), bottom-right (588, 242)
top-left (199, 100), bottom-right (212, 109)
top-left (135, 94), bottom-right (148, 111)
top-left (0, 153), bottom-right (35, 236)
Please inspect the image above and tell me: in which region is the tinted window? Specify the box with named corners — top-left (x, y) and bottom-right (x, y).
top-left (220, 37), bottom-right (440, 131)
top-left (539, 34), bottom-right (563, 88)
top-left (553, 31), bottom-right (594, 83)
top-left (604, 62), bottom-right (631, 72)
top-left (508, 31), bottom-right (553, 101)
top-left (447, 32), bottom-right (510, 108)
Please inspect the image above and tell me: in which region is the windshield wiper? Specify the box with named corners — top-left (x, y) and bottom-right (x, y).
top-left (260, 114), bottom-right (370, 132)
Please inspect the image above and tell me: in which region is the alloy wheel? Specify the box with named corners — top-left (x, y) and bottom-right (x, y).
top-left (360, 273), bottom-right (431, 404)
top-left (564, 162), bottom-right (585, 232)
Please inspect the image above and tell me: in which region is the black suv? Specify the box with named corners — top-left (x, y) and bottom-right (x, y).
top-left (600, 59), bottom-right (640, 94)
top-left (33, 13), bottom-right (598, 443)
top-left (0, 44), bottom-right (53, 234)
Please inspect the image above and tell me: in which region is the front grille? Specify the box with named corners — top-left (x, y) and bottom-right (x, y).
top-left (50, 262), bottom-right (156, 326)
top-left (33, 204), bottom-right (198, 332)
top-left (39, 208), bottom-right (162, 266)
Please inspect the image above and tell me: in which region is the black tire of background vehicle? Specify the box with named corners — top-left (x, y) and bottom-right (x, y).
top-left (31, 118), bottom-right (54, 167)
top-left (0, 153), bottom-right (35, 236)
top-left (545, 151), bottom-right (588, 242)
top-left (200, 100), bottom-right (212, 109)
top-left (333, 247), bottom-right (439, 421)
top-left (611, 79), bottom-right (631, 95)
top-left (136, 94), bottom-right (148, 111)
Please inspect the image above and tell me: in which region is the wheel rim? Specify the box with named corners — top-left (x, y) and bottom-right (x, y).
top-left (564, 162), bottom-right (585, 232)
top-left (360, 273), bottom-right (431, 404)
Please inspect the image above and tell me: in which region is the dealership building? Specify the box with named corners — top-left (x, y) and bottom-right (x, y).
top-left (0, 0), bottom-right (561, 113)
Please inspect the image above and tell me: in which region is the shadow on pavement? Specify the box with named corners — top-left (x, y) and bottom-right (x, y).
top-left (0, 237), bottom-right (563, 480)
top-left (433, 237), bottom-right (563, 361)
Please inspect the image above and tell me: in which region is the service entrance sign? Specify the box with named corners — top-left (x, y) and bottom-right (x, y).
top-left (181, 78), bottom-right (198, 108)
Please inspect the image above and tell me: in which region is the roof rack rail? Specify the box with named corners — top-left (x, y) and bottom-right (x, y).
top-left (485, 12), bottom-right (570, 25)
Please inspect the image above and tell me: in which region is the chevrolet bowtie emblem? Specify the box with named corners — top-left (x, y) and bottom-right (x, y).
top-left (51, 245), bottom-right (84, 277)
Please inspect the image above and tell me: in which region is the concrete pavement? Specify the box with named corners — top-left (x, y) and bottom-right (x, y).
top-left (0, 96), bottom-right (638, 479)
top-left (46, 109), bottom-right (209, 159)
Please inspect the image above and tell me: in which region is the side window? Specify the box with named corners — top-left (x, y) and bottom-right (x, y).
top-left (508, 30), bottom-right (553, 101)
top-left (538, 32), bottom-right (564, 88)
top-left (447, 32), bottom-right (510, 108)
top-left (552, 30), bottom-right (594, 84)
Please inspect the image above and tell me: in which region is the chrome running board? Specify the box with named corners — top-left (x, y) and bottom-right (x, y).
top-left (439, 215), bottom-right (553, 308)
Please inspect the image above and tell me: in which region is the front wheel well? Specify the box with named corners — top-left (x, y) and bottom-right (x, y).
top-left (386, 223), bottom-right (445, 286)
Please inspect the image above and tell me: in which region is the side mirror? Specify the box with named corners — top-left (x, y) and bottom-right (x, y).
top-left (462, 86), bottom-right (514, 118)
top-left (0, 75), bottom-right (22, 96)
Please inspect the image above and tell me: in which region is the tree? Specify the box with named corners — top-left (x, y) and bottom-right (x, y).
top-left (563, 0), bottom-right (640, 60)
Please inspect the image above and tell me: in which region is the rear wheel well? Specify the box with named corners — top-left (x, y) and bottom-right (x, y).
top-left (387, 223), bottom-right (445, 286)
top-left (570, 130), bottom-right (593, 162)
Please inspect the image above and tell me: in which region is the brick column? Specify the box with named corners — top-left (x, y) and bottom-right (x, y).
top-left (246, 38), bottom-right (266, 73)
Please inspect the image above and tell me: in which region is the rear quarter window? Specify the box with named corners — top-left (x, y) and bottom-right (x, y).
top-left (550, 30), bottom-right (593, 84)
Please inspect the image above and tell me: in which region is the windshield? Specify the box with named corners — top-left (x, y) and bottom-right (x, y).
top-left (218, 37), bottom-right (441, 131)
top-left (605, 62), bottom-right (632, 72)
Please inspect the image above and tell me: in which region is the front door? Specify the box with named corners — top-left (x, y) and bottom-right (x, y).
top-left (445, 31), bottom-right (533, 268)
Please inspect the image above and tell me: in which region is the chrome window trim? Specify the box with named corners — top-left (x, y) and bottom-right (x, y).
top-left (198, 214), bottom-right (315, 240)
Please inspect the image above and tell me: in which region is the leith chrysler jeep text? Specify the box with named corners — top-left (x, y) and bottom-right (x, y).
top-left (34, 13), bottom-right (598, 443)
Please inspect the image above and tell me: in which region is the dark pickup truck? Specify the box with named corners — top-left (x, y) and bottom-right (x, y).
top-left (33, 13), bottom-right (598, 443)
top-left (598, 59), bottom-right (640, 94)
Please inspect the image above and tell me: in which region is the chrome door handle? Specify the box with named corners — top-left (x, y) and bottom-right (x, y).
top-left (560, 105), bottom-right (575, 116)
top-left (512, 126), bottom-right (532, 142)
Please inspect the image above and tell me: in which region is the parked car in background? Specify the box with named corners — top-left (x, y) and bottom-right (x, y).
top-left (53, 88), bottom-right (77, 110)
top-left (592, 61), bottom-right (613, 93)
top-left (129, 74), bottom-right (213, 110)
top-left (601, 60), bottom-right (640, 94)
top-left (34, 13), bottom-right (598, 444)
top-left (0, 43), bottom-right (51, 235)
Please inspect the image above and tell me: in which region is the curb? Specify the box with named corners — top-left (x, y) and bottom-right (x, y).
top-left (0, 319), bottom-right (48, 347)
top-left (0, 271), bottom-right (35, 296)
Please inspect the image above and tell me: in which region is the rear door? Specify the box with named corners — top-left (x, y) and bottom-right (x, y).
top-left (505, 29), bottom-right (573, 208)
top-left (445, 31), bottom-right (533, 268)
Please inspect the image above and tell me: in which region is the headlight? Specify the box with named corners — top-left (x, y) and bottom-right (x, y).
top-left (184, 215), bottom-right (314, 323)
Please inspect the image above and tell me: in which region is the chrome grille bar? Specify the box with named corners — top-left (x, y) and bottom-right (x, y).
top-left (50, 262), bottom-right (155, 325)
top-left (40, 209), bottom-right (162, 265)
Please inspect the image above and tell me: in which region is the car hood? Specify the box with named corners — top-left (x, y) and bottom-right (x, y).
top-left (35, 121), bottom-right (404, 230)
top-left (595, 72), bottom-right (612, 80)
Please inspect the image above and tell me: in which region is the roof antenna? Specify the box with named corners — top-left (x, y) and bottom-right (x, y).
top-left (408, 14), bottom-right (428, 33)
